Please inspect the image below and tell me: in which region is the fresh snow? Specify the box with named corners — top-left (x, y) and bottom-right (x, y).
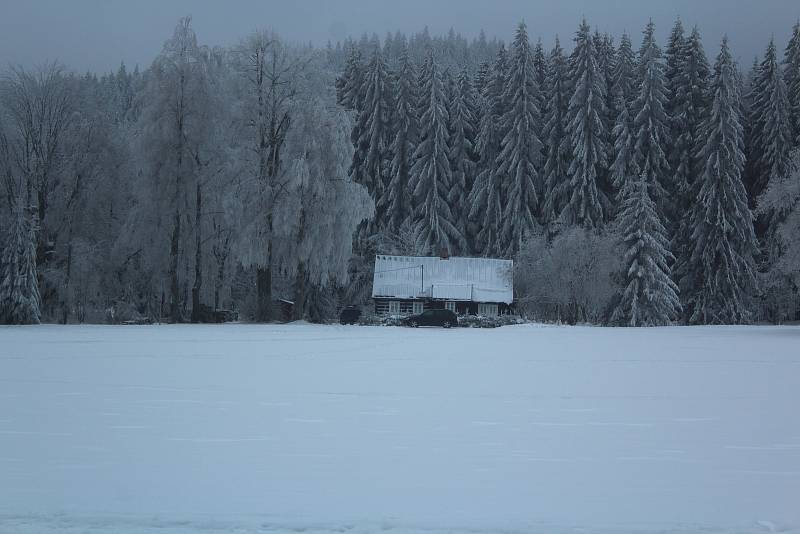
top-left (0, 323), bottom-right (799, 534)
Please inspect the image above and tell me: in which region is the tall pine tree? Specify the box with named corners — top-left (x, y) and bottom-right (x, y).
top-left (672, 27), bottom-right (711, 211)
top-left (336, 47), bottom-right (363, 111)
top-left (541, 37), bottom-right (572, 224)
top-left (496, 22), bottom-right (543, 255)
top-left (561, 19), bottom-right (609, 228)
top-left (611, 176), bottom-right (681, 326)
top-left (611, 32), bottom-right (637, 108)
top-left (784, 21), bottom-right (800, 145)
top-left (0, 207), bottom-right (41, 325)
top-left (468, 45), bottom-right (508, 255)
top-left (448, 68), bottom-right (479, 240)
top-left (679, 38), bottom-right (759, 324)
top-left (664, 18), bottom-right (687, 184)
top-left (671, 27), bottom-right (712, 290)
top-left (632, 20), bottom-right (672, 217)
top-left (409, 52), bottom-right (466, 254)
top-left (747, 39), bottom-right (793, 200)
top-left (609, 33), bottom-right (639, 198)
top-left (351, 48), bottom-right (394, 229)
top-left (386, 45), bottom-right (419, 233)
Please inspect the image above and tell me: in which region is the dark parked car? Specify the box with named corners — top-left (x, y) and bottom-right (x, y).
top-left (339, 305), bottom-right (362, 325)
top-left (401, 309), bottom-right (458, 328)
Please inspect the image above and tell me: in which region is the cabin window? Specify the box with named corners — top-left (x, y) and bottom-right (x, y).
top-left (445, 301), bottom-right (456, 312)
top-left (412, 301), bottom-right (423, 314)
top-left (399, 301), bottom-right (414, 315)
top-left (478, 303), bottom-right (498, 317)
top-left (388, 301), bottom-right (400, 315)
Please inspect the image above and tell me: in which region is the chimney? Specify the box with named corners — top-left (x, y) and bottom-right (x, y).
top-left (439, 247), bottom-right (450, 260)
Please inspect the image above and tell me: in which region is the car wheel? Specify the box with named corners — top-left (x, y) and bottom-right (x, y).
top-left (443, 321), bottom-right (452, 329)
top-left (410, 320), bottom-right (418, 328)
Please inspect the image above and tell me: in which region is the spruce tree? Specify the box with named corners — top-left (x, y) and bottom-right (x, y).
top-left (748, 39), bottom-right (793, 200)
top-left (386, 45), bottom-right (419, 233)
top-left (611, 32), bottom-right (637, 108)
top-left (474, 60), bottom-right (491, 97)
top-left (609, 34), bottom-right (639, 197)
top-left (679, 38), bottom-right (759, 325)
top-left (664, 19), bottom-right (687, 180)
top-left (533, 38), bottom-right (548, 115)
top-left (409, 52), bottom-right (466, 254)
top-left (785, 21), bottom-right (800, 144)
top-left (468, 45), bottom-right (507, 255)
top-left (595, 32), bottom-right (617, 123)
top-left (496, 22), bottom-right (543, 255)
top-left (610, 92), bottom-right (638, 196)
top-left (611, 176), bottom-right (681, 326)
top-left (671, 27), bottom-right (712, 289)
top-left (448, 68), bottom-right (479, 240)
top-left (336, 47), bottom-right (363, 111)
top-left (632, 20), bottom-right (672, 215)
top-left (541, 37), bottom-right (572, 224)
top-left (351, 48), bottom-right (393, 228)
top-left (0, 208), bottom-right (41, 325)
top-left (561, 19), bottom-right (609, 228)
top-left (672, 27), bottom-right (711, 210)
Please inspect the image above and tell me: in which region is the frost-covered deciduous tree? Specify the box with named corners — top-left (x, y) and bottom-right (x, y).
top-left (231, 31), bottom-right (306, 322)
top-left (134, 17), bottom-right (212, 322)
top-left (611, 176), bottom-right (681, 326)
top-left (409, 52), bottom-right (465, 255)
top-left (0, 63), bottom-right (74, 263)
top-left (562, 19), bottom-right (609, 228)
top-left (496, 22), bottom-right (543, 255)
top-left (515, 227), bottom-right (622, 324)
top-left (678, 38), bottom-right (759, 325)
top-left (278, 96), bottom-right (373, 321)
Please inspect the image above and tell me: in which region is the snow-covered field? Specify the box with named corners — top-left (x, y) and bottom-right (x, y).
top-left (0, 323), bottom-right (798, 534)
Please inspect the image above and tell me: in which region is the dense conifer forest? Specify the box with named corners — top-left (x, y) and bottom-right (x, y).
top-left (2, 17), bottom-right (800, 325)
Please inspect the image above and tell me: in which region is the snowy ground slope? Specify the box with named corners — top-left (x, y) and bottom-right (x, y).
top-left (0, 323), bottom-right (799, 534)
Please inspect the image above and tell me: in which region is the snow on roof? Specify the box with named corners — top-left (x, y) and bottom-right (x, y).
top-left (371, 255), bottom-right (513, 304)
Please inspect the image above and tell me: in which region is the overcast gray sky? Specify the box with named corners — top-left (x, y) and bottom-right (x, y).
top-left (1, 0), bottom-right (798, 73)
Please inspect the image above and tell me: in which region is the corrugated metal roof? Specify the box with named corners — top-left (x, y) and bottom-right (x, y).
top-left (371, 255), bottom-right (513, 304)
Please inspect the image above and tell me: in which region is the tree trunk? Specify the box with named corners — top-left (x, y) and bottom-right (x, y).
top-left (256, 266), bottom-right (272, 322)
top-left (169, 208), bottom-right (181, 323)
top-left (191, 181), bottom-right (203, 323)
top-left (255, 211), bottom-right (274, 323)
top-left (292, 261), bottom-right (306, 321)
top-left (62, 239), bottom-right (72, 325)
